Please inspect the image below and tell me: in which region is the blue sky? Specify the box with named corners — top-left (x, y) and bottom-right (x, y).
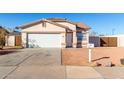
top-left (0, 13), bottom-right (124, 35)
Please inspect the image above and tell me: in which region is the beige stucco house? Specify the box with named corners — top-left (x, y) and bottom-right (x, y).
top-left (18, 18), bottom-right (90, 48)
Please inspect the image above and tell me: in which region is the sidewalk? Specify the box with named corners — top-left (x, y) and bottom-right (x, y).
top-left (1, 66), bottom-right (124, 79)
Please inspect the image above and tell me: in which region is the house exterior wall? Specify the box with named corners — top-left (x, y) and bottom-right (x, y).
top-left (118, 37), bottom-right (123, 47)
top-left (56, 22), bottom-right (76, 30)
top-left (22, 22), bottom-right (66, 33)
top-left (117, 36), bottom-right (124, 47)
top-left (21, 32), bottom-right (27, 47)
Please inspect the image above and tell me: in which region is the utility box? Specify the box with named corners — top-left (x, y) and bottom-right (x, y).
top-left (88, 43), bottom-right (94, 48)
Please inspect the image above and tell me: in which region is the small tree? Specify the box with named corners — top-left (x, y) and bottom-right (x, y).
top-left (0, 26), bottom-right (8, 49)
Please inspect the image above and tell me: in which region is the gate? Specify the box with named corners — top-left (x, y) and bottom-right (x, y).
top-left (100, 37), bottom-right (117, 47)
top-left (15, 36), bottom-right (22, 46)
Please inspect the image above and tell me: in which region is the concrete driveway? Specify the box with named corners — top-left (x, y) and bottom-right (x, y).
top-left (1, 48), bottom-right (124, 79)
top-left (0, 48), bottom-right (63, 79)
top-left (0, 48), bottom-right (61, 66)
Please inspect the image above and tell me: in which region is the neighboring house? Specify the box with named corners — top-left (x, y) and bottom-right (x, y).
top-left (18, 18), bottom-right (90, 48)
top-left (0, 26), bottom-right (22, 47)
top-left (5, 31), bottom-right (21, 46)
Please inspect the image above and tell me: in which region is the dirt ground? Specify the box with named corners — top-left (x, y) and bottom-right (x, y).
top-left (62, 47), bottom-right (124, 66)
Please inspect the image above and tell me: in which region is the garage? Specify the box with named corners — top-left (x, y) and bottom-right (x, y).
top-left (28, 34), bottom-right (61, 48)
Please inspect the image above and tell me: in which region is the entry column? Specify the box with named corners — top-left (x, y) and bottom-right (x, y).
top-left (73, 31), bottom-right (77, 48)
top-left (61, 32), bottom-right (66, 48)
top-left (82, 31), bottom-right (89, 48)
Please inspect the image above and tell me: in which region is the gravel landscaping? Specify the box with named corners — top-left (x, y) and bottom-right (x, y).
top-left (62, 47), bottom-right (124, 66)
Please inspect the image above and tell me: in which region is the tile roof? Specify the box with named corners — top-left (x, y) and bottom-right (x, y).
top-left (47, 18), bottom-right (91, 31)
top-left (17, 18), bottom-right (91, 31)
top-left (76, 22), bottom-right (91, 31)
top-left (18, 19), bottom-right (73, 31)
top-left (17, 19), bottom-right (43, 29)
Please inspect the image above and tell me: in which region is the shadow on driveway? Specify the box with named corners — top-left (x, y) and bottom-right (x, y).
top-left (0, 50), bottom-right (20, 55)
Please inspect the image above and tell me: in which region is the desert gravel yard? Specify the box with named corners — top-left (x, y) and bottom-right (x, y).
top-left (0, 48), bottom-right (124, 79)
top-left (62, 47), bottom-right (124, 66)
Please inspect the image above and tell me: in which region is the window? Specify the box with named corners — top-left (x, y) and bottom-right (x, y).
top-left (77, 32), bottom-right (83, 41)
top-left (83, 34), bottom-right (87, 40)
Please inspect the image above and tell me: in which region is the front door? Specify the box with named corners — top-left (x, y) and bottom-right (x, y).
top-left (15, 36), bottom-right (22, 46)
top-left (66, 33), bottom-right (73, 47)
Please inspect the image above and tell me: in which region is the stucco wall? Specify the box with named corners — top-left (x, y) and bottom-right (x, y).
top-left (56, 22), bottom-right (76, 30)
top-left (117, 36), bottom-right (124, 47)
top-left (7, 36), bottom-right (15, 46)
top-left (21, 33), bottom-right (27, 47)
top-left (22, 22), bottom-right (66, 33)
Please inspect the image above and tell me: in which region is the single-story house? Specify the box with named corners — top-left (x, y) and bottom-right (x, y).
top-left (5, 31), bottom-right (21, 46)
top-left (17, 18), bottom-right (91, 48)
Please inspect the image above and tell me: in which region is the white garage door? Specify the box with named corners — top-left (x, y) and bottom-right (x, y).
top-left (28, 34), bottom-right (61, 48)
